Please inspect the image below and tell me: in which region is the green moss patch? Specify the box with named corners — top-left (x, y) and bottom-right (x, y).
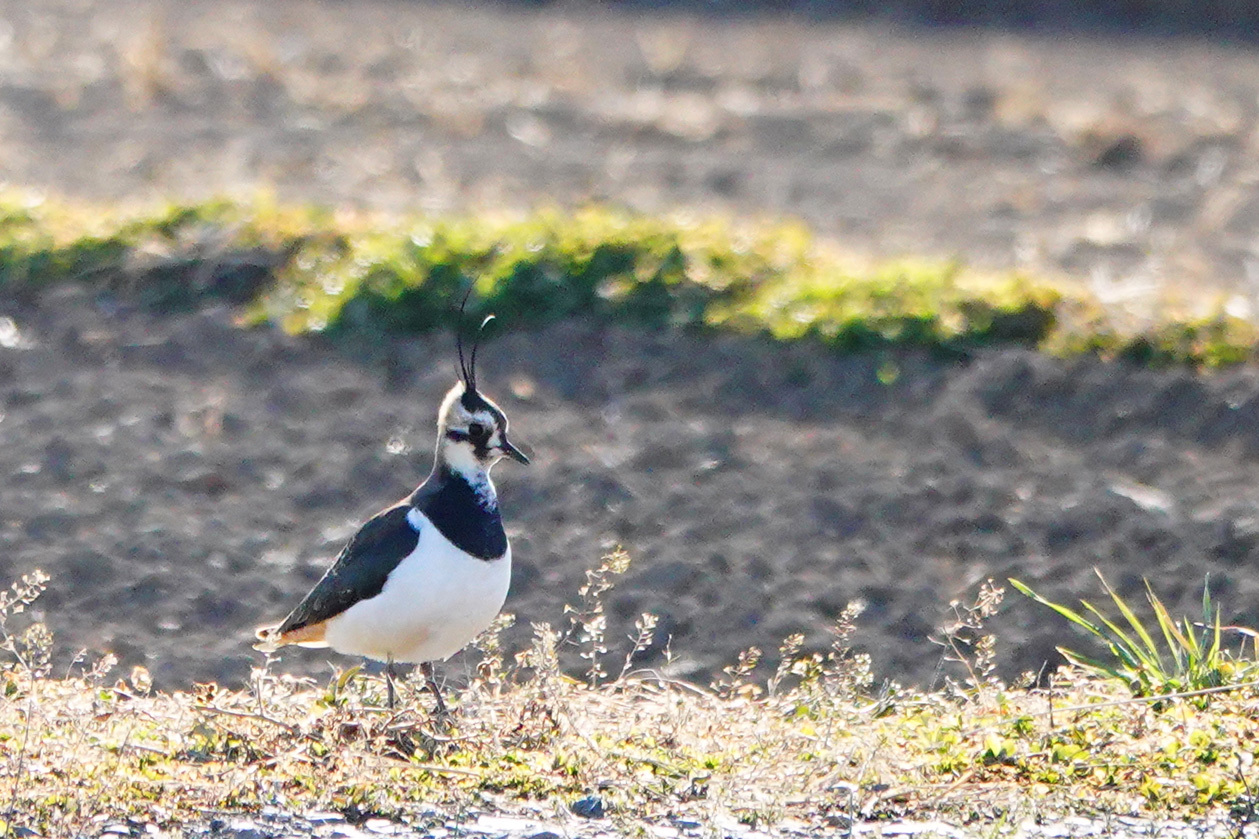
top-left (1, 193), bottom-right (1256, 367)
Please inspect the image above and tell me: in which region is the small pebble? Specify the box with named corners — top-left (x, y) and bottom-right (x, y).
top-left (569, 794), bottom-right (607, 819)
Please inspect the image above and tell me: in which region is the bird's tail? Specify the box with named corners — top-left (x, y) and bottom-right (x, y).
top-left (253, 624), bottom-right (283, 653)
top-left (252, 620), bottom-right (329, 651)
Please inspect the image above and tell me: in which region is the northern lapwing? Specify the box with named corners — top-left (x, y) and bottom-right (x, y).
top-left (255, 310), bottom-right (528, 713)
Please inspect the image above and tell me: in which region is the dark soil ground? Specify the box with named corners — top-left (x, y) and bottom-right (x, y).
top-left (3, 0), bottom-right (1259, 690)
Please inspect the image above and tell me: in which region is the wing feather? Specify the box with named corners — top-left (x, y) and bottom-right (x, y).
top-left (258, 504), bottom-right (420, 644)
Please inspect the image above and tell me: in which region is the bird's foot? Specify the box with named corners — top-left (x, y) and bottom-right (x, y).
top-left (384, 658), bottom-right (399, 711)
top-left (421, 661), bottom-right (454, 730)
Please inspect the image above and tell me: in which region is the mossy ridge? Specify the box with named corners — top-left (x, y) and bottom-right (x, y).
top-left (1, 192), bottom-right (1256, 367)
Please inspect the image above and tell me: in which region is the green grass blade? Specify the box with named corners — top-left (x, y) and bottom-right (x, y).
top-left (1076, 599), bottom-right (1156, 673)
top-left (1058, 648), bottom-right (1137, 688)
top-left (1147, 584), bottom-right (1194, 663)
top-left (1011, 578), bottom-right (1155, 682)
top-left (1009, 579), bottom-right (1108, 637)
top-left (1202, 576), bottom-right (1222, 662)
top-left (1211, 606), bottom-right (1223, 662)
top-left (1096, 570), bottom-right (1163, 664)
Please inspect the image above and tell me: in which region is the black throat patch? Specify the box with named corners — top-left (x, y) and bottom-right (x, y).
top-left (409, 466), bottom-right (508, 561)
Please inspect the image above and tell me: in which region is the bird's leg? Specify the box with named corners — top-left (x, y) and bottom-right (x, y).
top-left (385, 656), bottom-right (397, 710)
top-left (421, 661), bottom-right (448, 717)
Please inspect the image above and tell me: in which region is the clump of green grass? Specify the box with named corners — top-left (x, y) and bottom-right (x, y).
top-left (1011, 572), bottom-right (1259, 698)
top-left (3, 561), bottom-right (1259, 836)
top-left (2, 191), bottom-right (1258, 367)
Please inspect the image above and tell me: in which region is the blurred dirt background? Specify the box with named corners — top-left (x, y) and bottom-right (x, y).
top-left (3, 0), bottom-right (1259, 690)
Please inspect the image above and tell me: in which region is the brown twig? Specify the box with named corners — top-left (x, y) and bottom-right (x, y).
top-left (194, 703), bottom-right (302, 736)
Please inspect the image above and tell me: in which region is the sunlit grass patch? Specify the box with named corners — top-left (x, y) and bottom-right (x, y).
top-left (1, 192), bottom-right (1258, 368)
top-left (3, 562), bottom-right (1259, 835)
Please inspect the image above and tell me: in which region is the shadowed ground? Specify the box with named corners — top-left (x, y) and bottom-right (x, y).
top-left (4, 289), bottom-right (1259, 689)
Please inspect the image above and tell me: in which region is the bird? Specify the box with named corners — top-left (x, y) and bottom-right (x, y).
top-left (255, 309), bottom-right (528, 713)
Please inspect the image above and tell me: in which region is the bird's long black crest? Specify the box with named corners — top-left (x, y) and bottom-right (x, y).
top-left (455, 284), bottom-right (475, 392)
top-left (455, 285), bottom-right (496, 396)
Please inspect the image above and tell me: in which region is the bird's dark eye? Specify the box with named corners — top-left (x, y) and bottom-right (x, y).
top-left (467, 422), bottom-right (488, 440)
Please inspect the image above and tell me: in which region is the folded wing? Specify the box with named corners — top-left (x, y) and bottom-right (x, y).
top-left (254, 503), bottom-right (420, 650)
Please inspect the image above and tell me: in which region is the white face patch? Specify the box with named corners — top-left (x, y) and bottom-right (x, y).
top-left (435, 383), bottom-right (512, 485)
top-left (432, 379), bottom-right (526, 481)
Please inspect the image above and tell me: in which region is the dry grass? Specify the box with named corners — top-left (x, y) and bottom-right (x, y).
top-left (2, 560), bottom-right (1259, 836)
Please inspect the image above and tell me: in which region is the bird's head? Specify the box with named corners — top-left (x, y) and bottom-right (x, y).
top-left (437, 380), bottom-right (528, 473)
top-left (435, 302), bottom-right (528, 475)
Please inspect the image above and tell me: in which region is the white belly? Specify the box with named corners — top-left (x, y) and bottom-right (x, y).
top-left (323, 513), bottom-right (511, 664)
